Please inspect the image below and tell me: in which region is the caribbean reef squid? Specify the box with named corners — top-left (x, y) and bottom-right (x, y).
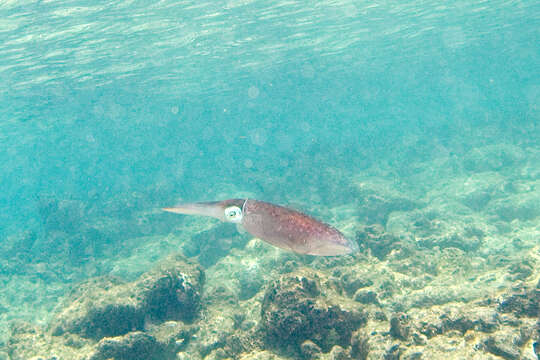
top-left (163, 199), bottom-right (358, 256)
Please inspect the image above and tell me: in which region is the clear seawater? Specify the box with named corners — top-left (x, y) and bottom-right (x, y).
top-left (0, 0), bottom-right (539, 358)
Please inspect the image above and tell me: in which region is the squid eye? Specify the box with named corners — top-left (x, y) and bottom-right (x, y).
top-left (224, 206), bottom-right (243, 223)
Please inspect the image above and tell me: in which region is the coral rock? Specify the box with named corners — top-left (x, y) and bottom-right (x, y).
top-left (389, 313), bottom-right (411, 341)
top-left (482, 334), bottom-right (521, 360)
top-left (498, 289), bottom-right (540, 318)
top-left (89, 331), bottom-right (172, 360)
top-left (51, 254), bottom-right (204, 340)
top-left (300, 340), bottom-right (322, 359)
top-left (261, 274), bottom-right (366, 353)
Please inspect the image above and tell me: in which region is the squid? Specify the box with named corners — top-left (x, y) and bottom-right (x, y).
top-left (163, 198), bottom-right (358, 256)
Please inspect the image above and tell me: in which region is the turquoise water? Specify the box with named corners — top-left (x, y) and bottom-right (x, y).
top-left (0, 0), bottom-right (539, 359)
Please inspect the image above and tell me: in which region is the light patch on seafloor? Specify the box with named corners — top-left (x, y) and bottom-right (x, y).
top-left (247, 86), bottom-right (259, 99)
top-left (249, 129), bottom-right (267, 146)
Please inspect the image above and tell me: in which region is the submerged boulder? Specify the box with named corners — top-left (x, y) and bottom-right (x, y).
top-left (355, 224), bottom-right (404, 260)
top-left (51, 253), bottom-right (204, 340)
top-left (7, 320), bottom-right (93, 360)
top-left (389, 313), bottom-right (411, 341)
top-left (137, 254), bottom-right (204, 323)
top-left (416, 306), bottom-right (500, 338)
top-left (260, 273), bottom-right (366, 354)
top-left (482, 333), bottom-right (521, 360)
top-left (498, 287), bottom-right (540, 318)
top-left (51, 276), bottom-right (144, 339)
top-left (462, 144), bottom-right (525, 172)
top-left (184, 223), bottom-right (247, 267)
top-left (89, 331), bottom-right (172, 360)
top-left (386, 208), bottom-right (484, 252)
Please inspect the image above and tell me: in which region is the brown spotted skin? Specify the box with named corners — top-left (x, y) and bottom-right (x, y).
top-left (163, 198), bottom-right (358, 256)
top-left (241, 199), bottom-right (357, 256)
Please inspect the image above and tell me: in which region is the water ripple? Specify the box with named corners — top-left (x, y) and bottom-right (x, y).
top-left (0, 0), bottom-right (535, 95)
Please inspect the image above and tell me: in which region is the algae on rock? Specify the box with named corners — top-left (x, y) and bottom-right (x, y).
top-left (260, 272), bottom-right (366, 355)
top-left (50, 253), bottom-right (204, 340)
